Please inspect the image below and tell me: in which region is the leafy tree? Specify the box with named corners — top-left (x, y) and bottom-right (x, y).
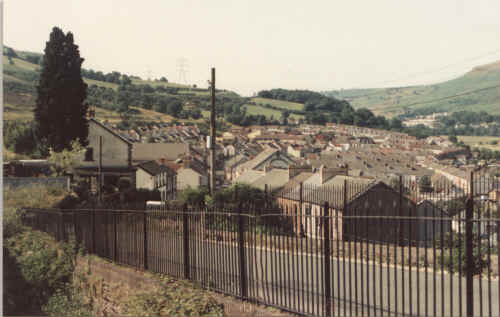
top-left (121, 74), bottom-right (132, 86)
top-left (419, 175), bottom-right (433, 193)
top-left (281, 110), bottom-right (290, 126)
top-left (47, 140), bottom-right (85, 176)
top-left (5, 46), bottom-right (17, 58)
top-left (34, 27), bottom-right (88, 153)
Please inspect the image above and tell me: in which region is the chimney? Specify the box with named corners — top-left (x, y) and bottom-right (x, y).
top-left (88, 107), bottom-right (96, 118)
top-left (264, 163), bottom-right (271, 174)
top-left (320, 165), bottom-right (348, 184)
top-left (288, 165), bottom-right (300, 179)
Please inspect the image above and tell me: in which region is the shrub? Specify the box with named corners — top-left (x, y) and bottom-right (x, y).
top-left (5, 230), bottom-right (78, 312)
top-left (3, 207), bottom-right (25, 239)
top-left (3, 185), bottom-right (68, 210)
top-left (43, 285), bottom-right (92, 317)
top-left (122, 277), bottom-right (224, 317)
top-left (437, 231), bottom-right (489, 275)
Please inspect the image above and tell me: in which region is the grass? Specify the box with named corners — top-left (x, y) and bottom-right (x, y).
top-left (326, 60), bottom-right (500, 116)
top-left (131, 78), bottom-right (190, 88)
top-left (3, 56), bottom-right (40, 72)
top-left (3, 185), bottom-right (68, 210)
top-left (455, 136), bottom-right (500, 151)
top-left (244, 104), bottom-right (304, 120)
top-left (84, 78), bottom-right (119, 90)
top-left (252, 97), bottom-right (304, 111)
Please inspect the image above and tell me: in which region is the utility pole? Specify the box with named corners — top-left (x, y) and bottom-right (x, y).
top-left (209, 68), bottom-right (216, 196)
top-left (98, 136), bottom-right (103, 204)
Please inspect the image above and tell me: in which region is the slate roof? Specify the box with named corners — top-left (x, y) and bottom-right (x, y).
top-left (251, 169), bottom-right (290, 191)
top-left (90, 118), bottom-right (132, 145)
top-left (137, 160), bottom-right (176, 176)
top-left (132, 143), bottom-right (190, 162)
top-left (234, 170), bottom-right (263, 184)
top-left (236, 148), bottom-right (278, 171)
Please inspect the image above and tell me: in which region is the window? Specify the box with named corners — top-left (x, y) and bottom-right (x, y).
top-left (84, 148), bottom-right (94, 161)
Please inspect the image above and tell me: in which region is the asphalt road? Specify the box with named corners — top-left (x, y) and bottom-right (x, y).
top-left (35, 211), bottom-right (500, 316)
top-left (101, 227), bottom-right (499, 317)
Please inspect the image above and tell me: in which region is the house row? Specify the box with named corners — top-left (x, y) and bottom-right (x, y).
top-left (75, 119), bottom-right (208, 198)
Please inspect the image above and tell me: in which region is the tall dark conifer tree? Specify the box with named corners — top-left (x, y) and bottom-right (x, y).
top-left (35, 27), bottom-right (88, 152)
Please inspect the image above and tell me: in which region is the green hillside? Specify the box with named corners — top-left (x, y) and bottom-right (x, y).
top-left (325, 60), bottom-right (500, 117)
top-left (2, 52), bottom-right (206, 123)
top-left (251, 97), bottom-right (304, 111)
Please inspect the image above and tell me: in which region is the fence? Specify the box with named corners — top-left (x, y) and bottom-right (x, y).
top-left (22, 172), bottom-right (500, 317)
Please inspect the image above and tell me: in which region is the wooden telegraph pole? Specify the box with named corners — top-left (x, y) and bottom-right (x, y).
top-left (209, 68), bottom-right (216, 196)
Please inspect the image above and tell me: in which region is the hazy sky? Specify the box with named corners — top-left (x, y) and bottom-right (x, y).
top-left (4, 0), bottom-right (500, 96)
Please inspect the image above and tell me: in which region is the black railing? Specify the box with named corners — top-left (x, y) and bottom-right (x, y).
top-left (22, 173), bottom-right (500, 317)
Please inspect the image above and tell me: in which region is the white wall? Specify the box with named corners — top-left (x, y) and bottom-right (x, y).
top-left (136, 169), bottom-right (154, 190)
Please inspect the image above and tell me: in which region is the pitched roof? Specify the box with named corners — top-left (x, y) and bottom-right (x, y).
top-left (90, 118), bottom-right (132, 145)
top-left (237, 148), bottom-right (278, 171)
top-left (234, 170), bottom-right (263, 184)
top-left (137, 160), bottom-right (175, 176)
top-left (132, 143), bottom-right (190, 162)
top-left (251, 169), bottom-right (290, 191)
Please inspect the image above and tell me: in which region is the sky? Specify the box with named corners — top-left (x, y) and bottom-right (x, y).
top-left (4, 0), bottom-right (500, 96)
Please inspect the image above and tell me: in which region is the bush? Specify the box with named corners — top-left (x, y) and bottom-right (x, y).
top-left (3, 120), bottom-right (41, 156)
top-left (3, 185), bottom-right (68, 209)
top-left (5, 230), bottom-right (78, 312)
top-left (122, 276), bottom-right (224, 317)
top-left (55, 193), bottom-right (82, 209)
top-left (179, 187), bottom-right (209, 207)
top-left (43, 285), bottom-right (92, 317)
top-left (437, 232), bottom-right (489, 275)
top-left (3, 207), bottom-right (25, 239)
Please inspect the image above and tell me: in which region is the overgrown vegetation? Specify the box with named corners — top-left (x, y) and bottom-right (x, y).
top-left (437, 231), bottom-right (490, 276)
top-left (122, 275), bottom-right (224, 317)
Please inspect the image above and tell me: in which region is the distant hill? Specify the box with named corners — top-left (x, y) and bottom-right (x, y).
top-left (2, 47), bottom-right (236, 125)
top-left (325, 60), bottom-right (500, 117)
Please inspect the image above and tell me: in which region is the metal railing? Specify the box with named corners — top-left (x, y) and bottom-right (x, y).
top-left (22, 172), bottom-right (500, 317)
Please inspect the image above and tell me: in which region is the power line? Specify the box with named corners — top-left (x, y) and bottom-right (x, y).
top-left (338, 48), bottom-right (500, 100)
top-left (389, 83), bottom-right (500, 111)
top-left (365, 48), bottom-right (500, 88)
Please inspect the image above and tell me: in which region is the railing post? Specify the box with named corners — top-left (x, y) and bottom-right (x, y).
top-left (113, 211), bottom-right (118, 262)
top-left (466, 171), bottom-right (474, 316)
top-left (143, 211), bottom-right (148, 270)
top-left (323, 201), bottom-right (332, 317)
top-left (344, 179), bottom-right (348, 239)
top-left (299, 182), bottom-right (304, 236)
top-left (399, 174), bottom-right (403, 245)
top-left (72, 211), bottom-right (77, 242)
top-left (92, 209), bottom-right (96, 254)
top-left (237, 202), bottom-right (248, 299)
top-left (183, 204), bottom-right (190, 280)
top-left (58, 211), bottom-right (64, 241)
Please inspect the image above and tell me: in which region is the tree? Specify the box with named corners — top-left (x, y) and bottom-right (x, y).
top-left (34, 27), bottom-right (88, 153)
top-left (281, 110), bottom-right (290, 126)
top-left (47, 140), bottom-right (85, 176)
top-left (5, 47), bottom-right (17, 58)
top-left (419, 175), bottom-right (433, 193)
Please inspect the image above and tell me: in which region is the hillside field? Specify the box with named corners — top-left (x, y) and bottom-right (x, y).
top-left (244, 104), bottom-right (304, 121)
top-left (326, 60), bottom-right (500, 117)
top-left (251, 97), bottom-right (304, 111)
top-left (456, 135), bottom-right (500, 151)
